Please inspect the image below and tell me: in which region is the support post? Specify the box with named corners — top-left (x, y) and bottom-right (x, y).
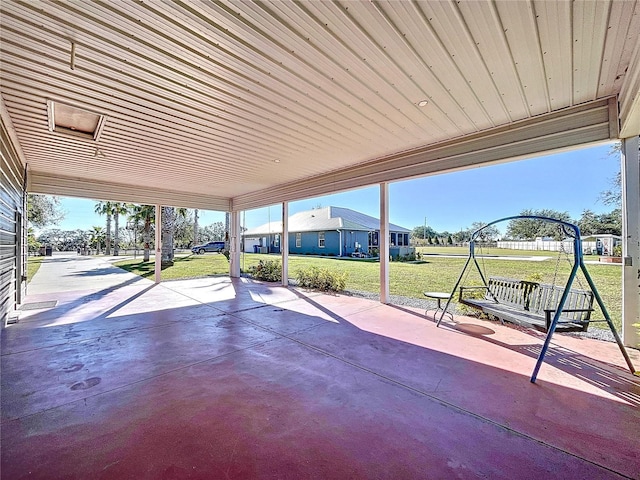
top-left (282, 202), bottom-right (289, 286)
top-left (280, 202), bottom-right (289, 287)
top-left (621, 136), bottom-right (640, 348)
top-left (380, 182), bottom-right (390, 304)
top-left (229, 210), bottom-right (241, 278)
top-left (154, 204), bottom-right (161, 284)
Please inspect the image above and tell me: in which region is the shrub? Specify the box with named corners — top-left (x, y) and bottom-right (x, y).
top-left (525, 272), bottom-right (543, 283)
top-left (613, 245), bottom-right (622, 257)
top-left (249, 260), bottom-right (282, 282)
top-left (295, 266), bottom-right (347, 292)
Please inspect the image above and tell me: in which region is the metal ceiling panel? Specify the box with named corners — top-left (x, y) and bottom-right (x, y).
top-left (1, 0), bottom-right (638, 209)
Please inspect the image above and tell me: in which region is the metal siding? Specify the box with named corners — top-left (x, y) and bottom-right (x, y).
top-left (1, 1), bottom-right (637, 210)
top-left (1, 105), bottom-right (25, 323)
top-left (234, 98), bottom-right (616, 210)
top-left (292, 231), bottom-right (340, 256)
top-left (323, 231), bottom-right (341, 256)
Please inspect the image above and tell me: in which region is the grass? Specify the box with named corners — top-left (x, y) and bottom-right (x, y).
top-left (27, 256), bottom-right (44, 283)
top-left (113, 251), bottom-right (622, 330)
top-left (114, 253), bottom-right (231, 280)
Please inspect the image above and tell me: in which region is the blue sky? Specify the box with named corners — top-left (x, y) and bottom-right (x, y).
top-left (51, 142), bottom-right (619, 235)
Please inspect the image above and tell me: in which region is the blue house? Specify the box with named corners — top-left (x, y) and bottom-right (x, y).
top-left (243, 206), bottom-right (412, 257)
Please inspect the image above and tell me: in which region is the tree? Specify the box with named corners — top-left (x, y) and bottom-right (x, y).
top-left (199, 222), bottom-right (226, 242)
top-left (577, 209), bottom-right (599, 236)
top-left (596, 209), bottom-right (622, 235)
top-left (28, 194), bottom-right (65, 229)
top-left (94, 201), bottom-right (113, 255)
top-left (129, 205), bottom-right (155, 262)
top-left (27, 228), bottom-right (41, 254)
top-left (452, 228), bottom-right (472, 243)
top-left (469, 222), bottom-right (500, 241)
top-left (173, 212), bottom-right (194, 248)
top-left (89, 226), bottom-right (105, 253)
top-left (160, 207), bottom-right (188, 266)
top-left (505, 209), bottom-right (572, 240)
top-left (600, 142), bottom-right (622, 208)
top-left (411, 225), bottom-right (437, 243)
top-left (111, 203), bottom-right (130, 256)
top-left (193, 209), bottom-right (199, 246)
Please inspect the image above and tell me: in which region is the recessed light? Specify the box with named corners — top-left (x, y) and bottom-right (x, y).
top-left (418, 100), bottom-right (429, 107)
top-left (274, 159), bottom-right (280, 163)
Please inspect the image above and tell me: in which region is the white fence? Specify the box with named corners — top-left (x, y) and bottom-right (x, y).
top-left (497, 240), bottom-right (598, 253)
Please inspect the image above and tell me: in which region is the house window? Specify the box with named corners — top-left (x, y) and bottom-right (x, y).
top-left (274, 234), bottom-right (279, 248)
top-left (397, 234), bottom-right (404, 246)
top-left (318, 232), bottom-right (325, 248)
top-left (296, 233), bottom-right (301, 248)
top-left (390, 233), bottom-right (396, 246)
top-left (369, 231), bottom-right (379, 246)
top-left (404, 234), bottom-right (409, 246)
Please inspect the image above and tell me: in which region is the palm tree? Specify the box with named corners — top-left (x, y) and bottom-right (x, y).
top-left (89, 226), bottom-right (105, 254)
top-left (160, 206), bottom-right (188, 266)
top-left (111, 203), bottom-right (130, 256)
top-left (94, 201), bottom-right (113, 255)
top-left (129, 205), bottom-right (155, 262)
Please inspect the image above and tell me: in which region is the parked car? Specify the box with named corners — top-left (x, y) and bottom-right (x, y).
top-left (192, 241), bottom-right (225, 254)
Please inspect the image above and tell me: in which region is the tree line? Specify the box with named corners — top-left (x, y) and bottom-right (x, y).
top-left (411, 207), bottom-right (621, 244)
top-left (28, 196), bottom-right (228, 261)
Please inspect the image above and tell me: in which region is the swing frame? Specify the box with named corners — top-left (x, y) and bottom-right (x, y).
top-left (437, 215), bottom-right (636, 383)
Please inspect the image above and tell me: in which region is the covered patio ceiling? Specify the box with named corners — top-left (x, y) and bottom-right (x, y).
top-left (1, 0), bottom-right (639, 211)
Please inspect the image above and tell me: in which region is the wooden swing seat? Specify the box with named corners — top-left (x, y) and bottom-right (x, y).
top-left (459, 276), bottom-right (595, 333)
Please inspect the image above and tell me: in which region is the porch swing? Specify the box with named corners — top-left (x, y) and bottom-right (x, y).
top-left (436, 215), bottom-right (636, 383)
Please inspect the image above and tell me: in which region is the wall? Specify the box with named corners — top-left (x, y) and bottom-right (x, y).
top-left (340, 230), bottom-right (369, 256)
top-left (289, 231), bottom-right (340, 256)
top-left (1, 110), bottom-right (26, 324)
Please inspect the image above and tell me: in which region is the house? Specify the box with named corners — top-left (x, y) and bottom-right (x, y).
top-left (243, 206), bottom-right (413, 258)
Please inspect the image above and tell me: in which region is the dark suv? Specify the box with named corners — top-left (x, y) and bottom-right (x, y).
top-left (191, 241), bottom-right (225, 254)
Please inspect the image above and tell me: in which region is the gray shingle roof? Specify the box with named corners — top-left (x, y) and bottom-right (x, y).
top-left (243, 206), bottom-right (410, 236)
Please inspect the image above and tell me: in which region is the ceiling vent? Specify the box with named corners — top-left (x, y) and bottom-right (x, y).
top-left (47, 100), bottom-right (106, 141)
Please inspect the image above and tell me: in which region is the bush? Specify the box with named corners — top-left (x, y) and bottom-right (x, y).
top-left (525, 272), bottom-right (543, 283)
top-left (295, 266), bottom-right (347, 292)
top-left (249, 260), bottom-right (282, 282)
top-left (613, 245), bottom-right (622, 257)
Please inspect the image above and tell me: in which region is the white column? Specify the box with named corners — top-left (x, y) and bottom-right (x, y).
top-left (621, 136), bottom-right (640, 347)
top-left (229, 210), bottom-right (241, 278)
top-left (380, 182), bottom-right (390, 304)
top-left (154, 204), bottom-right (162, 284)
top-left (282, 202), bottom-right (289, 286)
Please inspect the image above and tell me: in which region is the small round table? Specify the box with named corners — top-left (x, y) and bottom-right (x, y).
top-left (423, 291), bottom-right (453, 321)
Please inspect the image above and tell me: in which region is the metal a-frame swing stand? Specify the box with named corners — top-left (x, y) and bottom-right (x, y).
top-left (437, 215), bottom-right (637, 383)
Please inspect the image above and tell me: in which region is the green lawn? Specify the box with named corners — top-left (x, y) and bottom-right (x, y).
top-left (114, 251), bottom-right (622, 330)
top-left (27, 256), bottom-right (44, 283)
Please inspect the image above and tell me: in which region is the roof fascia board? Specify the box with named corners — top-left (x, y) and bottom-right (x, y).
top-left (1, 94), bottom-right (29, 185)
top-left (29, 172), bottom-right (230, 210)
top-left (233, 98), bottom-right (617, 211)
top-left (619, 39), bottom-right (640, 138)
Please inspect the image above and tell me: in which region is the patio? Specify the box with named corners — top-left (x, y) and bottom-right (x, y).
top-left (1, 255), bottom-right (638, 479)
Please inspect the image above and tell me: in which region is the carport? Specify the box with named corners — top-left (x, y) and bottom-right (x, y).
top-left (1, 1), bottom-right (639, 478)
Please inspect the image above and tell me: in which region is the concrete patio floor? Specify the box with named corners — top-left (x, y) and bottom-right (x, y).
top-left (2, 255), bottom-right (639, 479)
